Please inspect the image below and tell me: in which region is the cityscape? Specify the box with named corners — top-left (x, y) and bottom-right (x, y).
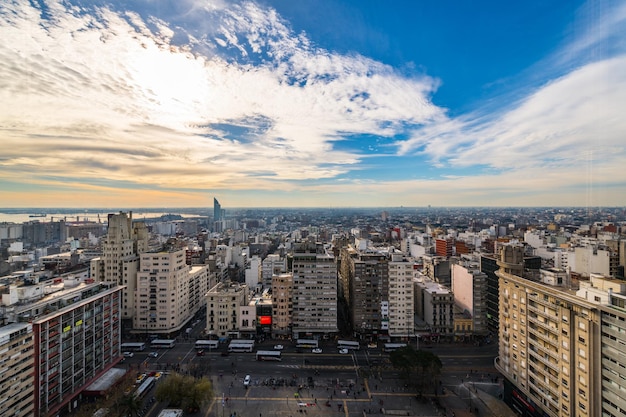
top-left (1, 202), bottom-right (625, 417)
top-left (1, 1), bottom-right (625, 417)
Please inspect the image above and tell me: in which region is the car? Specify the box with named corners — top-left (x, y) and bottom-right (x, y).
top-left (243, 375), bottom-right (251, 387)
top-left (197, 349), bottom-right (205, 356)
top-left (339, 348), bottom-right (348, 354)
top-left (154, 372), bottom-right (163, 380)
top-left (312, 348), bottom-right (322, 354)
top-left (148, 351), bottom-right (158, 358)
top-left (135, 373), bottom-right (146, 384)
top-left (123, 351), bottom-right (134, 358)
top-left (274, 344), bottom-right (284, 350)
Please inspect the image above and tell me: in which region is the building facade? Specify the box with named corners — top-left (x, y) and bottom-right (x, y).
top-left (32, 282), bottom-right (123, 416)
top-left (271, 273), bottom-right (293, 338)
top-left (205, 281), bottom-right (249, 340)
top-left (134, 248), bottom-right (210, 335)
top-left (0, 323), bottom-right (34, 417)
top-left (387, 253), bottom-right (415, 339)
top-left (291, 242), bottom-right (338, 339)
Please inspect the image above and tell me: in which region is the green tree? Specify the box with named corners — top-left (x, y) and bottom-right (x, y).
top-left (389, 346), bottom-right (442, 396)
top-left (155, 372), bottom-right (213, 412)
top-left (116, 393), bottom-right (143, 417)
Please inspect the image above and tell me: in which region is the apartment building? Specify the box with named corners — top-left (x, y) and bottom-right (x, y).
top-left (291, 241), bottom-right (338, 339)
top-left (496, 269), bottom-right (600, 417)
top-left (31, 281), bottom-right (122, 416)
top-left (271, 273), bottom-right (293, 338)
top-left (262, 254), bottom-right (286, 288)
top-left (387, 252), bottom-right (415, 339)
top-left (134, 248), bottom-right (210, 335)
top-left (451, 262), bottom-right (488, 336)
top-left (0, 323), bottom-right (34, 417)
top-left (340, 245), bottom-right (388, 337)
top-left (205, 281), bottom-right (249, 339)
top-left (414, 279), bottom-right (454, 338)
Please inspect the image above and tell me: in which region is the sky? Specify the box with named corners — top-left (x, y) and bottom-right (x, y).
top-left (1, 0), bottom-right (625, 209)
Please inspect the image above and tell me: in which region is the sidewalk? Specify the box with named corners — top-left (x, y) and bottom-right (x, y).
top-left (438, 382), bottom-right (515, 417)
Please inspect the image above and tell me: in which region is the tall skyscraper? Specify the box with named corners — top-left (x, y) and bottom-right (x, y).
top-left (213, 198), bottom-right (225, 232)
top-left (213, 198), bottom-right (221, 222)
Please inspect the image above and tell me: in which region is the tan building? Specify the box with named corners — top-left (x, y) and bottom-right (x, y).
top-left (134, 248), bottom-right (210, 335)
top-left (92, 212), bottom-right (148, 320)
top-left (451, 262), bottom-right (488, 336)
top-left (0, 323), bottom-right (34, 417)
top-left (271, 273), bottom-right (293, 338)
top-left (414, 279), bottom-right (454, 338)
top-left (496, 269), bottom-right (600, 417)
top-left (205, 281), bottom-right (249, 339)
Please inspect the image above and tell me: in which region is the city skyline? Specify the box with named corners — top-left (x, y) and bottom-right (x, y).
top-left (1, 0), bottom-right (625, 208)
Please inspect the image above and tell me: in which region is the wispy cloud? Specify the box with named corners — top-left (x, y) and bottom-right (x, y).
top-left (0, 0), bottom-right (624, 207)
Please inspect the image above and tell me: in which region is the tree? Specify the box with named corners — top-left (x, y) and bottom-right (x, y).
top-left (155, 372), bottom-right (213, 412)
top-left (116, 393), bottom-right (143, 417)
top-left (389, 346), bottom-right (442, 396)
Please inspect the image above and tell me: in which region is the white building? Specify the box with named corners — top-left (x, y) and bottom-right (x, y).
top-left (451, 261), bottom-right (488, 336)
top-left (387, 252), bottom-right (415, 339)
top-left (205, 281), bottom-right (249, 339)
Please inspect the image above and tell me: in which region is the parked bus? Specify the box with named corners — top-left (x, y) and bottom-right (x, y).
top-left (337, 340), bottom-right (360, 350)
top-left (383, 343), bottom-right (407, 352)
top-left (295, 339), bottom-right (318, 348)
top-left (121, 342), bottom-right (146, 352)
top-left (228, 340), bottom-right (254, 352)
top-left (134, 376), bottom-right (156, 399)
top-left (195, 340), bottom-right (219, 350)
top-left (151, 339), bottom-right (176, 349)
top-left (256, 350), bottom-right (282, 361)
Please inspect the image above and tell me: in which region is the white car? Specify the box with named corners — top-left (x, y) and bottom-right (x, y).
top-left (339, 348), bottom-right (349, 354)
top-left (274, 344), bottom-right (284, 350)
top-left (123, 351), bottom-right (134, 358)
top-left (243, 375), bottom-right (251, 387)
top-left (148, 351), bottom-right (159, 358)
top-left (312, 348), bottom-right (322, 354)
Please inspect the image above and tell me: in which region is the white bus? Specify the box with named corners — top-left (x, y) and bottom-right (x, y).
top-left (295, 339), bottom-right (319, 348)
top-left (228, 339), bottom-right (254, 352)
top-left (134, 376), bottom-right (156, 399)
top-left (337, 340), bottom-right (360, 350)
top-left (195, 340), bottom-right (219, 350)
top-left (151, 339), bottom-right (176, 349)
top-left (383, 343), bottom-right (407, 352)
top-left (256, 350), bottom-right (282, 361)
top-left (121, 342), bottom-right (146, 352)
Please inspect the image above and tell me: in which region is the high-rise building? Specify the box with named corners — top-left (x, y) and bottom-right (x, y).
top-left (92, 212), bottom-right (148, 321)
top-left (387, 252), bottom-right (415, 339)
top-left (134, 248), bottom-right (211, 335)
top-left (213, 198), bottom-right (225, 232)
top-left (451, 262), bottom-right (488, 336)
top-left (291, 241), bottom-right (338, 339)
top-left (33, 282), bottom-right (123, 417)
top-left (271, 273), bottom-right (293, 338)
top-left (340, 245), bottom-right (388, 338)
top-left (0, 323), bottom-right (34, 417)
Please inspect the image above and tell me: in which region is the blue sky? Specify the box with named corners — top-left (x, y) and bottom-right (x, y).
top-left (0, 0), bottom-right (624, 208)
